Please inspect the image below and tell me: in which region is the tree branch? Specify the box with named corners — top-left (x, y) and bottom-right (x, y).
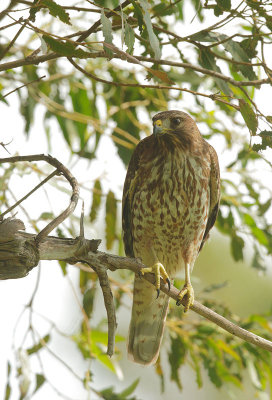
top-left (0, 222), bottom-right (272, 355)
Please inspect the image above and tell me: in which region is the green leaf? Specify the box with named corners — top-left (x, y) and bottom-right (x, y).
top-left (29, 0), bottom-right (40, 21)
top-left (258, 198), bottom-right (271, 216)
top-left (168, 335), bottom-right (186, 389)
top-left (119, 378), bottom-right (140, 397)
top-left (101, 9), bottom-right (113, 56)
top-left (198, 48), bottom-right (232, 95)
top-left (27, 335), bottom-right (50, 355)
top-left (231, 233), bottom-right (244, 261)
top-left (216, 0), bottom-right (231, 11)
top-left (39, 0), bottom-right (71, 25)
top-left (131, 0), bottom-right (144, 34)
top-left (4, 383), bottom-right (11, 400)
top-left (83, 288), bottom-right (95, 318)
top-left (39, 212), bottom-right (54, 220)
top-left (105, 190), bottom-right (117, 250)
top-left (202, 357), bottom-right (223, 387)
top-left (33, 374), bottom-right (45, 394)
top-left (4, 362), bottom-right (11, 400)
top-left (42, 35), bottom-right (90, 58)
top-left (139, 0), bottom-right (161, 59)
top-left (58, 260), bottom-right (67, 275)
top-left (239, 99), bottom-right (258, 135)
top-left (91, 330), bottom-right (124, 345)
top-left (197, 324), bottom-right (217, 335)
top-left (190, 31), bottom-right (227, 43)
top-left (124, 22), bottom-right (135, 54)
top-left (90, 179), bottom-right (102, 222)
top-left (224, 41), bottom-right (257, 79)
top-left (189, 348), bottom-right (203, 388)
top-left (69, 82), bottom-right (89, 148)
top-left (259, 130), bottom-right (272, 149)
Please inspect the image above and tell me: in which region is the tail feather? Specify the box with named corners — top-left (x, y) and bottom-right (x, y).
top-left (128, 276), bottom-right (169, 365)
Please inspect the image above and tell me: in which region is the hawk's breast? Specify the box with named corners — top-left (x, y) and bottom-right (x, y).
top-left (131, 149), bottom-right (210, 275)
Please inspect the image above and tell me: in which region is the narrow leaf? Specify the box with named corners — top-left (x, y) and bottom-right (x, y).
top-left (216, 0), bottom-right (231, 11)
top-left (239, 99), bottom-right (258, 134)
top-left (4, 362), bottom-right (11, 400)
top-left (43, 35), bottom-right (90, 58)
top-left (199, 49), bottom-right (232, 95)
top-left (33, 374), bottom-right (45, 394)
top-left (101, 9), bottom-right (113, 56)
top-left (40, 0), bottom-right (71, 24)
top-left (83, 288), bottom-right (95, 318)
top-left (168, 336), bottom-right (186, 389)
top-left (124, 21), bottom-right (135, 54)
top-left (119, 378), bottom-right (140, 397)
top-left (139, 0), bottom-right (161, 59)
top-left (90, 180), bottom-right (102, 222)
top-left (105, 190), bottom-right (117, 249)
top-left (146, 68), bottom-right (174, 84)
top-left (224, 41), bottom-right (257, 79)
top-left (231, 233), bottom-right (244, 261)
top-left (27, 335), bottom-right (50, 355)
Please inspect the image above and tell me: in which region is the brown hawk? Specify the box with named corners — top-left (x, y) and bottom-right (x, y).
top-left (122, 110), bottom-right (220, 365)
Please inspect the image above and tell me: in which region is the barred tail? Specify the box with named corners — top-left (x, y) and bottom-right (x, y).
top-left (128, 276), bottom-right (169, 365)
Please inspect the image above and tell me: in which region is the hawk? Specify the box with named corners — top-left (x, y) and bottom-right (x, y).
top-left (122, 110), bottom-right (220, 365)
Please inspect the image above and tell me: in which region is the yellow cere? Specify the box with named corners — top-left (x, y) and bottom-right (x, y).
top-left (154, 119), bottom-right (162, 127)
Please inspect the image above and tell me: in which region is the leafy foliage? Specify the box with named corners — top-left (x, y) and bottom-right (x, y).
top-left (167, 301), bottom-right (272, 395)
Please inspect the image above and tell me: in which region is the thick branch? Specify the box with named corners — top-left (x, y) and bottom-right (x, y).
top-left (0, 223), bottom-right (271, 354)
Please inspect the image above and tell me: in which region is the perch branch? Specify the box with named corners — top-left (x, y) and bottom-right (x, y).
top-left (1, 221), bottom-right (272, 355)
top-left (83, 251), bottom-right (272, 354)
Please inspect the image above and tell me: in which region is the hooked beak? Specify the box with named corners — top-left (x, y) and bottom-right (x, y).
top-left (153, 119), bottom-right (163, 136)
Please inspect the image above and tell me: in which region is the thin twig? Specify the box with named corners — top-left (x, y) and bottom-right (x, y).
top-left (69, 58), bottom-right (240, 110)
top-left (0, 75), bottom-right (46, 99)
top-left (76, 0), bottom-right (132, 43)
top-left (0, 169), bottom-right (59, 220)
top-left (0, 155), bottom-right (80, 243)
top-left (0, 140), bottom-right (12, 154)
top-left (0, 20), bottom-right (27, 61)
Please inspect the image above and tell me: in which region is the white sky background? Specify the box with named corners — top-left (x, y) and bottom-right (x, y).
top-left (0, 1), bottom-right (272, 399)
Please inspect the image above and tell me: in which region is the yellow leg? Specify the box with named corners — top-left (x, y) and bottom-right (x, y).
top-left (140, 262), bottom-right (171, 298)
top-left (176, 263), bottom-right (194, 312)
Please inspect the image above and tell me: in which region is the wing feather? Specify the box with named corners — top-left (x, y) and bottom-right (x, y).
top-left (199, 143), bottom-right (220, 251)
top-left (122, 138), bottom-right (148, 257)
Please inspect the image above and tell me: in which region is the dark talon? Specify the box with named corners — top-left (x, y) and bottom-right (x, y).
top-left (176, 299), bottom-right (181, 306)
top-left (156, 289), bottom-right (160, 299)
top-left (166, 278), bottom-right (171, 291)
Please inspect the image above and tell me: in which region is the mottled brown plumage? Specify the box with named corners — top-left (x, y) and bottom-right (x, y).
top-left (122, 110), bottom-right (220, 365)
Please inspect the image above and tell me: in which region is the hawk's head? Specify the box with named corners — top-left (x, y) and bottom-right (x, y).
top-left (151, 110), bottom-right (201, 149)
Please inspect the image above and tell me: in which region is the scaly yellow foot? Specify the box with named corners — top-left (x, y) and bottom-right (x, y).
top-left (140, 262), bottom-right (171, 298)
top-left (176, 263), bottom-right (194, 312)
top-left (176, 282), bottom-right (194, 312)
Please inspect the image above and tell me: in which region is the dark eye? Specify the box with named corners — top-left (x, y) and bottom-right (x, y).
top-left (172, 117), bottom-right (181, 126)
